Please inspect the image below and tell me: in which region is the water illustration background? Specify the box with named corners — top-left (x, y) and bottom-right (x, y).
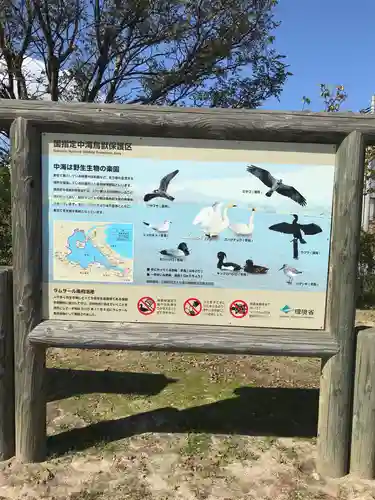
top-left (43, 153), bottom-right (334, 292)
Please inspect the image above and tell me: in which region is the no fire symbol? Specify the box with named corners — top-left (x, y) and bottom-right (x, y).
top-left (183, 298), bottom-right (202, 317)
top-left (229, 300), bottom-right (248, 319)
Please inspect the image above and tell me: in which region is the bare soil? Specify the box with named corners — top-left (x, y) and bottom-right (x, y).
top-left (0, 310), bottom-right (374, 499)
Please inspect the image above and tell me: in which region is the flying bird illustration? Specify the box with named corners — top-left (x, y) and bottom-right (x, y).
top-left (143, 169), bottom-right (179, 202)
top-left (246, 165), bottom-right (307, 207)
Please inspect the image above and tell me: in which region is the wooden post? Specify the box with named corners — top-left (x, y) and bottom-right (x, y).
top-left (317, 131), bottom-right (365, 478)
top-left (350, 327), bottom-right (375, 478)
top-left (0, 267), bottom-right (15, 460)
top-left (10, 118), bottom-right (46, 462)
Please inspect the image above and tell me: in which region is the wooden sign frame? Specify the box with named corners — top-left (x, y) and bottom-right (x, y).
top-left (4, 100), bottom-right (370, 476)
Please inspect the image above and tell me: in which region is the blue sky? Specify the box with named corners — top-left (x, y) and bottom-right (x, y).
top-left (261, 0), bottom-right (375, 112)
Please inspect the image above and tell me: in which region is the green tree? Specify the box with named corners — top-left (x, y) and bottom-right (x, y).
top-left (0, 0), bottom-right (289, 107)
top-left (0, 0), bottom-right (291, 264)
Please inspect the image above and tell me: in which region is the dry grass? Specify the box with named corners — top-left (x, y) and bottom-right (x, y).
top-left (0, 310), bottom-right (374, 499)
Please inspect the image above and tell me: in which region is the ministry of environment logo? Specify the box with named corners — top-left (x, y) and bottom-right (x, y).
top-left (280, 305), bottom-right (293, 314)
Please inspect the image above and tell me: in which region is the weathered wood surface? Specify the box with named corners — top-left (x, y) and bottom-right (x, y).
top-left (28, 321), bottom-right (339, 357)
top-left (317, 131), bottom-right (365, 478)
top-left (0, 267), bottom-right (15, 460)
top-left (350, 327), bottom-right (375, 478)
top-left (11, 118), bottom-right (46, 463)
top-left (1, 100), bottom-right (375, 143)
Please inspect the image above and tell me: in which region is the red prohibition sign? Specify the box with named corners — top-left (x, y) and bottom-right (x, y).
top-left (230, 300), bottom-right (248, 319)
top-left (183, 297), bottom-right (202, 317)
top-left (137, 296), bottom-right (156, 315)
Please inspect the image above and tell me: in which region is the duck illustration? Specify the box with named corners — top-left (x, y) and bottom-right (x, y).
top-left (229, 208), bottom-right (256, 237)
top-left (143, 169), bottom-right (179, 202)
top-left (139, 303), bottom-right (150, 313)
top-left (193, 202), bottom-right (237, 239)
top-left (217, 251), bottom-right (242, 271)
top-left (246, 165), bottom-right (307, 206)
top-left (160, 242), bottom-right (190, 258)
top-left (279, 264), bottom-right (302, 284)
top-left (244, 259), bottom-right (268, 274)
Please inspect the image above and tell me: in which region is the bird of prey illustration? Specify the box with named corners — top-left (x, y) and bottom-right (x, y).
top-left (143, 169), bottom-right (179, 203)
top-left (246, 165), bottom-right (307, 207)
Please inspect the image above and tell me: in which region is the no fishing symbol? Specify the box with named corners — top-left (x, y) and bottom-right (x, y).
top-left (137, 296), bottom-right (156, 316)
top-left (229, 300), bottom-right (248, 319)
top-left (183, 298), bottom-right (202, 317)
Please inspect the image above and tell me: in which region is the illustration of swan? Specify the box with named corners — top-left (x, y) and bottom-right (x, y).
top-left (193, 202), bottom-right (237, 239)
top-left (143, 169), bottom-right (179, 202)
top-left (193, 202), bottom-right (222, 226)
top-left (229, 208), bottom-right (256, 236)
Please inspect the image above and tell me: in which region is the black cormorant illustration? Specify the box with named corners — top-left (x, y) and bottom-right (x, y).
top-left (246, 165), bottom-right (307, 206)
top-left (144, 169), bottom-right (179, 202)
top-left (244, 259), bottom-right (269, 274)
top-left (217, 251), bottom-right (242, 271)
top-left (269, 214), bottom-right (322, 260)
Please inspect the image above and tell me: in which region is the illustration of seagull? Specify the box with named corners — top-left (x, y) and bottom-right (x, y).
top-left (143, 169), bottom-right (179, 203)
top-left (143, 220), bottom-right (171, 233)
top-left (246, 165), bottom-right (307, 207)
top-left (279, 264), bottom-right (303, 284)
top-left (160, 242), bottom-right (190, 258)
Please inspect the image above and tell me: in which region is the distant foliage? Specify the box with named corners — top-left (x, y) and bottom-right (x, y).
top-left (0, 157), bottom-right (10, 265)
top-left (358, 230), bottom-right (375, 307)
top-left (303, 84), bottom-right (375, 307)
top-left (302, 83), bottom-right (347, 112)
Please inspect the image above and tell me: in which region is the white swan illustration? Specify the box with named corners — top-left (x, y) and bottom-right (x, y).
top-left (192, 202), bottom-right (222, 226)
top-left (229, 208), bottom-right (256, 236)
top-left (193, 202), bottom-right (237, 239)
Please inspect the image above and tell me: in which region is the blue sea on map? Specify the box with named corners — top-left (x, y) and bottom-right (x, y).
top-left (65, 224), bottom-right (133, 272)
top-left (66, 229), bottom-right (115, 269)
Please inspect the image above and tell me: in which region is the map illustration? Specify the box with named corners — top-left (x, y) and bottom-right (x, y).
top-left (53, 221), bottom-right (134, 283)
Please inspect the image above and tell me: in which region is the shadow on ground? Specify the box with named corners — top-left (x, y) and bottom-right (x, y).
top-left (46, 367), bottom-right (177, 401)
top-left (47, 385), bottom-right (319, 457)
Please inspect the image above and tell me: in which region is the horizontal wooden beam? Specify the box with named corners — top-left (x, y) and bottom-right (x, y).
top-left (28, 321), bottom-right (339, 357)
top-left (1, 100), bottom-right (375, 144)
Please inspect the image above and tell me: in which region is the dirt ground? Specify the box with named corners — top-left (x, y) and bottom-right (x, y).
top-left (0, 311), bottom-right (375, 499)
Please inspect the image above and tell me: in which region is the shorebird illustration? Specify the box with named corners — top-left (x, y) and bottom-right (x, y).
top-left (246, 165), bottom-right (307, 207)
top-left (143, 169), bottom-right (179, 202)
top-left (279, 264), bottom-right (302, 284)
